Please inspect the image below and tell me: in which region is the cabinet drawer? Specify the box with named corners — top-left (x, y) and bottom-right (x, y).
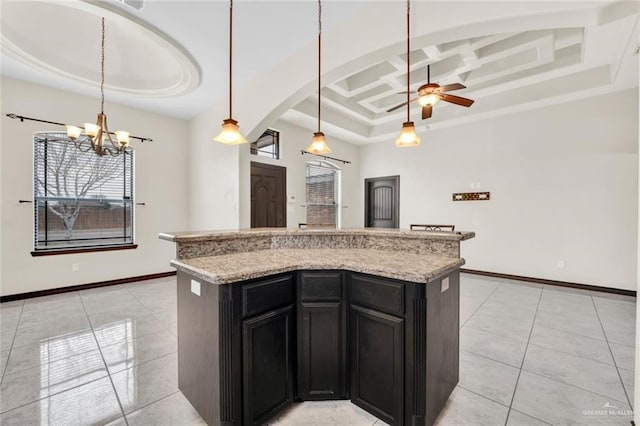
top-left (242, 275), bottom-right (294, 317)
top-left (349, 273), bottom-right (404, 317)
top-left (300, 271), bottom-right (342, 301)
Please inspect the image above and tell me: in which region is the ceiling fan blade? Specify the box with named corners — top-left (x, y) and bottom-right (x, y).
top-left (386, 98), bottom-right (417, 113)
top-left (440, 93), bottom-right (474, 107)
top-left (436, 83), bottom-right (466, 93)
top-left (421, 105), bottom-right (432, 120)
top-left (396, 91), bottom-right (412, 94)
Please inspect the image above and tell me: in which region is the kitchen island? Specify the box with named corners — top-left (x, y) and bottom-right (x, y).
top-left (160, 228), bottom-right (474, 426)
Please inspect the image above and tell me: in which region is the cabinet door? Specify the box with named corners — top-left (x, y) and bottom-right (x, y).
top-left (242, 305), bottom-right (294, 425)
top-left (350, 305), bottom-right (404, 426)
top-left (298, 302), bottom-right (347, 399)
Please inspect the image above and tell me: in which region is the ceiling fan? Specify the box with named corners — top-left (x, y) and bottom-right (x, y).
top-left (387, 64), bottom-right (474, 120)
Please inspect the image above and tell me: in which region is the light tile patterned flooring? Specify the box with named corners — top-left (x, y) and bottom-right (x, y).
top-left (0, 274), bottom-right (635, 425)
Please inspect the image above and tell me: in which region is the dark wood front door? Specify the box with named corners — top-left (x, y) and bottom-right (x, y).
top-left (251, 162), bottom-right (286, 228)
top-left (364, 176), bottom-right (399, 228)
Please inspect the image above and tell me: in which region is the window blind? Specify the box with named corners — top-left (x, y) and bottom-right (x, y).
top-left (33, 132), bottom-right (135, 250)
top-left (305, 162), bottom-right (338, 227)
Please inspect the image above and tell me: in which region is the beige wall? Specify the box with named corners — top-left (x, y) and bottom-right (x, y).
top-left (359, 89), bottom-right (639, 290)
top-left (0, 78), bottom-right (190, 297)
top-left (238, 120), bottom-right (361, 229)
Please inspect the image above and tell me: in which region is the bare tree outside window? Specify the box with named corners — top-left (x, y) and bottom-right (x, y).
top-left (33, 132), bottom-right (134, 250)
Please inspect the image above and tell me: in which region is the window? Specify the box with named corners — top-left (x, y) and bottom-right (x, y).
top-left (250, 129), bottom-right (279, 159)
top-left (305, 161), bottom-right (341, 227)
top-left (33, 132), bottom-right (135, 253)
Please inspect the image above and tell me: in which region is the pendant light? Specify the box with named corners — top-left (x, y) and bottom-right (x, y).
top-left (396, 0), bottom-right (420, 148)
top-left (305, 0), bottom-right (332, 155)
top-left (214, 0), bottom-right (247, 145)
top-left (66, 17), bottom-right (131, 156)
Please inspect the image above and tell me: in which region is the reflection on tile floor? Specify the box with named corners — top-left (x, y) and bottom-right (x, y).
top-left (0, 274), bottom-right (636, 425)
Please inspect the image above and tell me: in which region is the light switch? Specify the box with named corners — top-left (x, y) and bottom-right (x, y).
top-left (191, 279), bottom-right (201, 296)
top-left (441, 277), bottom-right (450, 293)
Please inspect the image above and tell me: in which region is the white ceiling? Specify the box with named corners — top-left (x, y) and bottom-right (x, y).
top-left (1, 0), bottom-right (638, 144)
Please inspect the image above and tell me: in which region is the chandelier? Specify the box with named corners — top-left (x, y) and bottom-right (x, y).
top-left (214, 0), bottom-right (247, 145)
top-left (396, 0), bottom-right (420, 147)
top-left (305, 0), bottom-right (332, 155)
top-left (65, 17), bottom-right (131, 156)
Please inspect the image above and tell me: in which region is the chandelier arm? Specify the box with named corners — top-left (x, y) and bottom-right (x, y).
top-left (5, 114), bottom-right (153, 142)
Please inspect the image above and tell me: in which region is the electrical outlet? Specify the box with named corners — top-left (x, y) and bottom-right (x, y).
top-left (190, 279), bottom-right (201, 296)
top-left (71, 263), bottom-right (80, 272)
top-left (441, 277), bottom-right (450, 293)
top-left (557, 260), bottom-right (565, 269)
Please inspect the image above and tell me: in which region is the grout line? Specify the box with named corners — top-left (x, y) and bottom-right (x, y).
top-left (460, 349), bottom-right (522, 370)
top-left (0, 301), bottom-right (25, 383)
top-left (503, 284), bottom-right (543, 426)
top-left (79, 294), bottom-right (130, 426)
top-left (508, 407), bottom-right (554, 425)
top-left (590, 295), bottom-right (635, 409)
top-left (457, 385), bottom-right (511, 408)
top-left (460, 280), bottom-right (503, 329)
top-left (459, 384), bottom-right (553, 426)
top-left (122, 390), bottom-right (180, 417)
top-left (519, 368), bottom-right (631, 406)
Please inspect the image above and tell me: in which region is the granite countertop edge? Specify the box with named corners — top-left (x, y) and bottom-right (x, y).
top-left (170, 253), bottom-right (465, 285)
top-left (160, 228), bottom-right (475, 243)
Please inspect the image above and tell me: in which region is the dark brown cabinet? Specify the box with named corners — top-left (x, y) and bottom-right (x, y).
top-left (242, 305), bottom-right (294, 425)
top-left (350, 305), bottom-right (404, 425)
top-left (176, 269), bottom-right (460, 426)
top-left (297, 271), bottom-right (347, 400)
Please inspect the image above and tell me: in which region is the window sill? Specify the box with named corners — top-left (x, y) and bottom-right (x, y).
top-left (31, 244), bottom-right (138, 257)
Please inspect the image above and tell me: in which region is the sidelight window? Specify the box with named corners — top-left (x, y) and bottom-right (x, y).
top-left (33, 132), bottom-right (135, 253)
top-left (305, 161), bottom-right (340, 228)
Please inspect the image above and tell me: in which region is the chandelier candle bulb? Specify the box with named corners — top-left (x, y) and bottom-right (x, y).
top-left (115, 131), bottom-right (130, 146)
top-left (84, 122), bottom-right (100, 137)
top-left (66, 125), bottom-right (81, 139)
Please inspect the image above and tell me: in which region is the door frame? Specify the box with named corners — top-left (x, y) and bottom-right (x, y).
top-left (364, 175), bottom-right (400, 228)
top-left (251, 161), bottom-right (287, 228)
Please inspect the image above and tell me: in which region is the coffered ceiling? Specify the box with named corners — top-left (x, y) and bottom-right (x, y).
top-left (1, 1), bottom-right (638, 144)
top-left (281, 3), bottom-right (639, 144)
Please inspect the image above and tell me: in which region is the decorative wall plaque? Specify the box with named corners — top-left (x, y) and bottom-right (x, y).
top-left (452, 192), bottom-right (490, 201)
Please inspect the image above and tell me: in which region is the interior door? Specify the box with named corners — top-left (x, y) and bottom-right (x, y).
top-left (364, 176), bottom-right (399, 228)
top-left (251, 162), bottom-right (286, 228)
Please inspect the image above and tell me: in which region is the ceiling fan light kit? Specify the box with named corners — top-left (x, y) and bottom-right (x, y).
top-left (65, 17), bottom-right (131, 157)
top-left (214, 0), bottom-right (247, 145)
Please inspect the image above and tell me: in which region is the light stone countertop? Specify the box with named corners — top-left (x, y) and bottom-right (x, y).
top-left (160, 227), bottom-right (475, 243)
top-left (171, 248), bottom-right (465, 285)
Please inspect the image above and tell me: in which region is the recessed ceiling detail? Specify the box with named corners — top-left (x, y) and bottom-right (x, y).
top-left (1, 0), bottom-right (200, 98)
top-left (281, 3), bottom-right (639, 146)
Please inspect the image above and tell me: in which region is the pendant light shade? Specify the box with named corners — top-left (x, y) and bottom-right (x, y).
top-left (305, 0), bottom-right (332, 155)
top-left (307, 131), bottom-right (331, 154)
top-left (396, 121), bottom-right (420, 147)
top-left (395, 0), bottom-right (420, 148)
top-left (214, 118), bottom-right (247, 145)
top-left (214, 0), bottom-right (247, 145)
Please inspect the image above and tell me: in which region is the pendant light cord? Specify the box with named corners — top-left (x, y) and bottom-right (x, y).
top-left (229, 0), bottom-right (234, 118)
top-left (317, 0), bottom-right (322, 133)
top-left (406, 0), bottom-right (410, 122)
top-left (101, 17), bottom-right (105, 114)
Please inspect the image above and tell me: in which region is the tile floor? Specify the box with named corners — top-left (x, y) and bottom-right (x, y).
top-left (0, 274), bottom-right (635, 425)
